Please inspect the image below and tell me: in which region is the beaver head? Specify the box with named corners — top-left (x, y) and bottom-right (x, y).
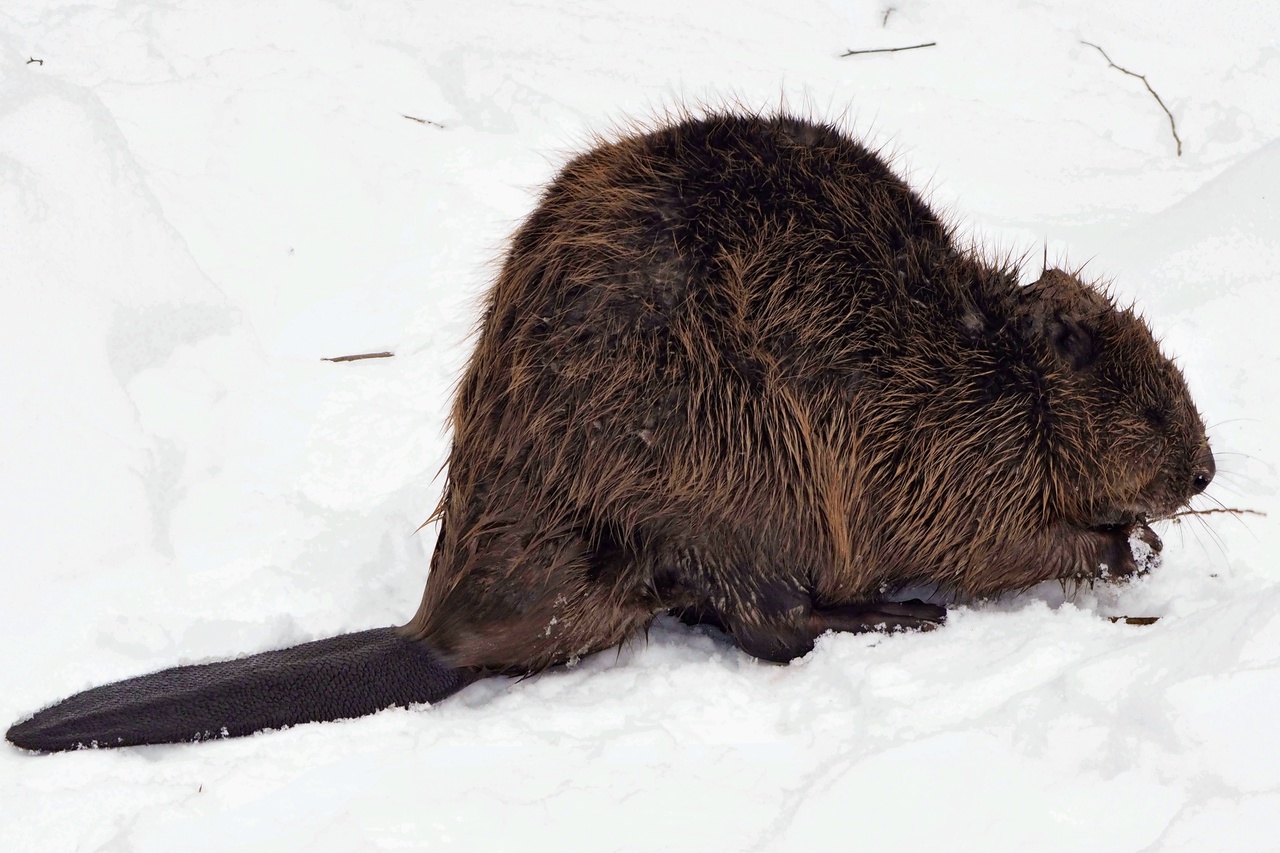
top-left (1020, 269), bottom-right (1214, 541)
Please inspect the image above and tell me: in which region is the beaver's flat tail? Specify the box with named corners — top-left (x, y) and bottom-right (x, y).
top-left (6, 627), bottom-right (476, 753)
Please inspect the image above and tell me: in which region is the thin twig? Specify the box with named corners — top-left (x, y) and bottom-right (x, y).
top-left (402, 114), bottom-right (445, 129)
top-left (1080, 40), bottom-right (1182, 156)
top-left (322, 351), bottom-right (394, 363)
top-left (882, 7), bottom-right (895, 26)
top-left (1169, 507), bottom-right (1266, 519)
top-left (841, 41), bottom-right (935, 57)
top-left (27, 57), bottom-right (44, 65)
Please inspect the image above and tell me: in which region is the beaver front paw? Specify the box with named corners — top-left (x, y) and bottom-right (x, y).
top-left (1090, 522), bottom-right (1162, 580)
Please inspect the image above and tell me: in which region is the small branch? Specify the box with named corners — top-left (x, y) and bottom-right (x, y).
top-left (1080, 40), bottom-right (1182, 156)
top-left (1108, 616), bottom-right (1159, 626)
top-left (841, 41), bottom-right (935, 57)
top-left (322, 351), bottom-right (394, 363)
top-left (402, 114), bottom-right (445, 129)
top-left (27, 57), bottom-right (44, 65)
top-left (1169, 507), bottom-right (1266, 519)
top-left (881, 7), bottom-right (895, 26)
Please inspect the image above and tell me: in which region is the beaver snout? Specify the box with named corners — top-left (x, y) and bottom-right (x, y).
top-left (1191, 445), bottom-right (1215, 494)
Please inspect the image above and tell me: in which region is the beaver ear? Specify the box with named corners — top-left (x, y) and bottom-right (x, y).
top-left (1017, 275), bottom-right (1100, 370)
top-left (1047, 311), bottom-right (1097, 370)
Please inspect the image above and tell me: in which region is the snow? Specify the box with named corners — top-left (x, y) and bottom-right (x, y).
top-left (2, 0), bottom-right (1278, 849)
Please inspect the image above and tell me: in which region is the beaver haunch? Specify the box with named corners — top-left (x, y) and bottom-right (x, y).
top-left (7, 112), bottom-right (1214, 752)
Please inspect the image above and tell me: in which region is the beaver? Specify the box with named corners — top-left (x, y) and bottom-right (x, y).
top-left (6, 111), bottom-right (1215, 752)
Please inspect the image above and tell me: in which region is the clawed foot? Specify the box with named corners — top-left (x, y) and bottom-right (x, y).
top-left (812, 599), bottom-right (947, 636)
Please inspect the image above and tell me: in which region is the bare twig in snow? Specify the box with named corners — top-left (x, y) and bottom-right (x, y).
top-left (882, 7), bottom-right (895, 26)
top-left (1169, 507), bottom-right (1266, 519)
top-left (1108, 616), bottom-right (1159, 626)
top-left (1080, 40), bottom-right (1182, 156)
top-left (322, 351), bottom-right (395, 363)
top-left (841, 41), bottom-right (935, 57)
top-left (27, 57), bottom-right (44, 65)
top-left (402, 114), bottom-right (445, 129)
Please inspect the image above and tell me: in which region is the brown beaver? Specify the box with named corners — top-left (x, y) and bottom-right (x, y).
top-left (7, 111), bottom-right (1214, 752)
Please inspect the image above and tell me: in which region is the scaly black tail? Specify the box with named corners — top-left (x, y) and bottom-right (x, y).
top-left (6, 627), bottom-right (476, 753)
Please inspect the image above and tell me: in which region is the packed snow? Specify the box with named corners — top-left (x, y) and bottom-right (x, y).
top-left (2, 0), bottom-right (1277, 850)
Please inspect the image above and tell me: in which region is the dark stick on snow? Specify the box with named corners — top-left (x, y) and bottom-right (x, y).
top-left (402, 114), bottom-right (445, 129)
top-left (1108, 616), bottom-right (1159, 626)
top-left (27, 57), bottom-right (44, 65)
top-left (841, 41), bottom-right (935, 57)
top-left (1080, 40), bottom-right (1182, 156)
top-left (322, 351), bottom-right (395, 363)
top-left (881, 7), bottom-right (895, 26)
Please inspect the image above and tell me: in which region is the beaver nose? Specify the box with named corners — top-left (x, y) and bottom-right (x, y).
top-left (1191, 445), bottom-right (1215, 494)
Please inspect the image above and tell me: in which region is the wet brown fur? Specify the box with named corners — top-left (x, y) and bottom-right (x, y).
top-left (402, 111), bottom-right (1214, 672)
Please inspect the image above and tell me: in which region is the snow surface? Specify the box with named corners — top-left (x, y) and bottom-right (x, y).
top-left (2, 1), bottom-right (1278, 850)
